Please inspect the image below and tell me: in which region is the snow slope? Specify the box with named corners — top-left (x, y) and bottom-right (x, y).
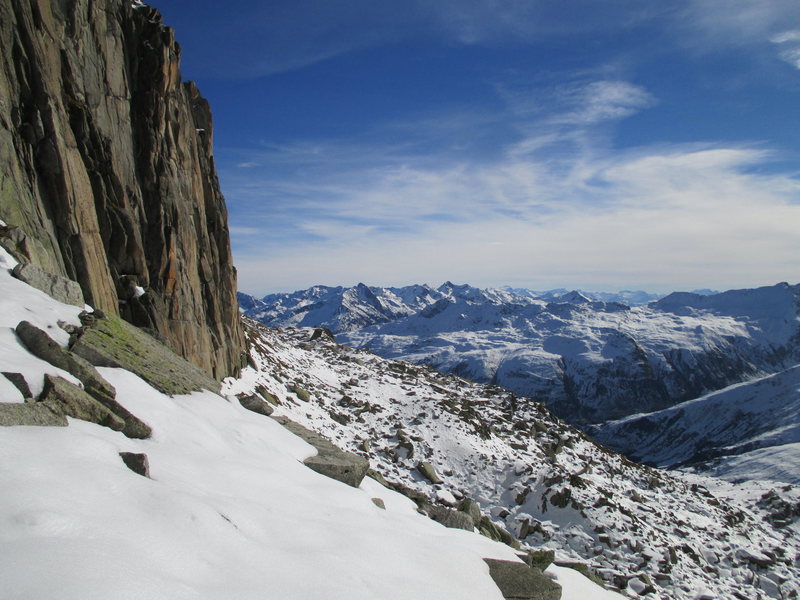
top-left (0, 249), bottom-right (618, 600)
top-left (590, 365), bottom-right (800, 484)
top-left (225, 319), bottom-right (800, 600)
top-left (242, 282), bottom-right (800, 425)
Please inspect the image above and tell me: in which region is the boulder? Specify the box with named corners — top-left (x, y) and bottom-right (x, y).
top-left (371, 498), bottom-right (386, 510)
top-left (427, 505), bottom-right (475, 531)
top-left (11, 263), bottom-right (84, 307)
top-left (70, 313), bottom-right (220, 396)
top-left (119, 452), bottom-right (150, 478)
top-left (2, 372), bottom-right (32, 399)
top-left (483, 559), bottom-right (562, 600)
top-left (458, 497), bottom-right (483, 526)
top-left (520, 550), bottom-right (555, 571)
top-left (479, 516), bottom-right (521, 550)
top-left (272, 416), bottom-right (370, 488)
top-left (417, 461), bottom-right (443, 484)
top-left (15, 320), bottom-right (116, 403)
top-left (40, 374), bottom-right (124, 431)
top-left (0, 402), bottom-right (67, 427)
top-left (15, 320), bottom-right (151, 438)
top-left (237, 393), bottom-right (273, 416)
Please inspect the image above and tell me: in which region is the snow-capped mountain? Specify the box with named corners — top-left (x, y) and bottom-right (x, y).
top-left (505, 288), bottom-right (666, 305)
top-left (241, 282), bottom-right (800, 427)
top-left (590, 364), bottom-right (800, 484)
top-left (225, 319), bottom-right (800, 600)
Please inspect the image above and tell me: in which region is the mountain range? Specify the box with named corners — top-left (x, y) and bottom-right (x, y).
top-left (240, 281), bottom-right (800, 484)
top-left (239, 282), bottom-right (800, 421)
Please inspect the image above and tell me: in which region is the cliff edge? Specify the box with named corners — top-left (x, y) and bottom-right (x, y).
top-left (0, 0), bottom-right (244, 378)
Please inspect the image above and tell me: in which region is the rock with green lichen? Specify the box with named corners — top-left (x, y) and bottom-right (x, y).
top-left (71, 313), bottom-right (220, 396)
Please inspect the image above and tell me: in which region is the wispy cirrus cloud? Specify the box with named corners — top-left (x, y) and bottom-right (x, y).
top-left (221, 75), bottom-right (799, 295)
top-left (771, 30), bottom-right (800, 69)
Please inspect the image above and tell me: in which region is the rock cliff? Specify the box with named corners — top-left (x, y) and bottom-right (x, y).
top-left (0, 0), bottom-right (244, 378)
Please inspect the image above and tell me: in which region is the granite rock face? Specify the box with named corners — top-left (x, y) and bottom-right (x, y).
top-left (0, 0), bottom-right (244, 379)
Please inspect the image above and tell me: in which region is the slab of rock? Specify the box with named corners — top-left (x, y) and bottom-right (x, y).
top-left (119, 452), bottom-right (150, 477)
top-left (458, 497), bottom-right (483, 526)
top-left (417, 461), bottom-right (443, 484)
top-left (427, 505), bottom-right (475, 531)
top-left (0, 402), bottom-right (67, 427)
top-left (479, 516), bottom-right (521, 550)
top-left (11, 263), bottom-right (85, 307)
top-left (2, 372), bottom-right (32, 399)
top-left (15, 320), bottom-right (116, 402)
top-left (483, 559), bottom-right (562, 600)
top-left (15, 320), bottom-right (151, 438)
top-left (520, 550), bottom-right (555, 571)
top-left (71, 313), bottom-right (220, 396)
top-left (237, 393), bottom-right (273, 416)
top-left (40, 374), bottom-right (124, 431)
top-left (272, 416), bottom-right (370, 488)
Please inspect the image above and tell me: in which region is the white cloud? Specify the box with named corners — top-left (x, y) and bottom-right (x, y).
top-left (552, 81), bottom-right (656, 125)
top-left (231, 142), bottom-right (800, 295)
top-left (223, 74), bottom-right (798, 295)
top-left (771, 30), bottom-right (800, 69)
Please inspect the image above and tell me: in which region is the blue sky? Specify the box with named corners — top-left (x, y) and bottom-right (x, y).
top-left (154, 0), bottom-right (800, 295)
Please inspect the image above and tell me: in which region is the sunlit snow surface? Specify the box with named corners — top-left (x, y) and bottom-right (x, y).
top-left (0, 255), bottom-right (618, 599)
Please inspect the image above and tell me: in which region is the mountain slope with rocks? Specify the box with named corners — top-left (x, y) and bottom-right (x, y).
top-left (2, 245), bottom-right (617, 600)
top-left (241, 282), bottom-right (800, 427)
top-left (224, 318), bottom-right (800, 600)
top-left (590, 365), bottom-right (800, 484)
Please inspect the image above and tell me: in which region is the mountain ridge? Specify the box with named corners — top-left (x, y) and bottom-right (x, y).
top-left (240, 281), bottom-right (800, 425)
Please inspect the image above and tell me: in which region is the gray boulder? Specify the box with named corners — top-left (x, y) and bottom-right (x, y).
top-left (458, 497), bottom-right (483, 526)
top-left (273, 416), bottom-right (370, 487)
top-left (237, 393), bottom-right (274, 416)
top-left (11, 263), bottom-right (85, 307)
top-left (40, 374), bottom-right (124, 431)
top-left (15, 320), bottom-right (151, 438)
top-left (0, 402), bottom-right (67, 427)
top-left (520, 550), bottom-right (555, 571)
top-left (427, 505), bottom-right (475, 531)
top-left (15, 320), bottom-right (115, 402)
top-left (417, 461), bottom-right (443, 484)
top-left (483, 559), bottom-right (562, 600)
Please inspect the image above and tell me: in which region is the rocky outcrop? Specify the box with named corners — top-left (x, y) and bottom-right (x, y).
top-left (0, 0), bottom-right (244, 378)
top-left (11, 263), bottom-right (84, 306)
top-left (272, 415), bottom-right (370, 488)
top-left (483, 559), bottom-right (562, 600)
top-left (70, 311), bottom-right (220, 396)
top-left (40, 373), bottom-right (125, 431)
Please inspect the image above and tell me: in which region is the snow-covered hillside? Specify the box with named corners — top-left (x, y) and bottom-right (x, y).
top-left (590, 365), bottom-right (800, 484)
top-left (0, 248), bottom-right (620, 599)
top-left (241, 282), bottom-right (800, 426)
top-left (224, 319), bottom-right (800, 600)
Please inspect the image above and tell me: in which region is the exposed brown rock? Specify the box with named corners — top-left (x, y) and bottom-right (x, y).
top-left (0, 0), bottom-right (244, 379)
top-left (119, 451), bottom-right (150, 478)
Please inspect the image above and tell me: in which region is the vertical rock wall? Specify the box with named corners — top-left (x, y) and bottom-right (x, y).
top-left (0, 0), bottom-right (245, 378)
